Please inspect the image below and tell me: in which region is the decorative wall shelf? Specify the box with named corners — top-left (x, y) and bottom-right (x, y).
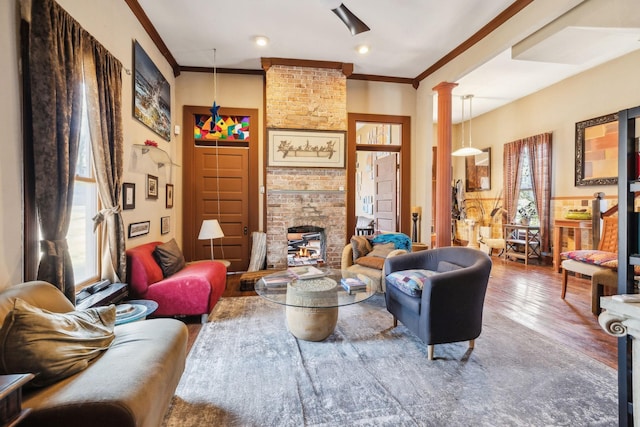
top-left (132, 144), bottom-right (180, 168)
top-left (131, 144), bottom-right (180, 182)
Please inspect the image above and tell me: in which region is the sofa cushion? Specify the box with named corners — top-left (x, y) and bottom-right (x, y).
top-left (351, 235), bottom-right (373, 262)
top-left (0, 299), bottom-right (115, 387)
top-left (153, 239), bottom-right (186, 277)
top-left (355, 255), bottom-right (386, 270)
top-left (368, 242), bottom-right (396, 258)
top-left (386, 269), bottom-right (438, 297)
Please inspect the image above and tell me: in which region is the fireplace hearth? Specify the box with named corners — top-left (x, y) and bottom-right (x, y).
top-left (287, 225), bottom-right (326, 266)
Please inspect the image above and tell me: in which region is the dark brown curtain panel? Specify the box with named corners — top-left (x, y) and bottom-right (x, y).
top-left (26, 0), bottom-right (84, 303)
top-left (84, 43), bottom-right (126, 283)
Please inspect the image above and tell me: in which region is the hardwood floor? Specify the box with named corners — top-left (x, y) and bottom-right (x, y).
top-left (184, 259), bottom-right (617, 369)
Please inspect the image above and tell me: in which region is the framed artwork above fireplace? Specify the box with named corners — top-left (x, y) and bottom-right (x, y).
top-left (267, 129), bottom-right (345, 168)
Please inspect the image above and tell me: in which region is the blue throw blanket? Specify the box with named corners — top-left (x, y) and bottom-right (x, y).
top-left (372, 233), bottom-right (412, 251)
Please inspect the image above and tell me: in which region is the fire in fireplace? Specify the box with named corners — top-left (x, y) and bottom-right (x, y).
top-left (287, 225), bottom-right (326, 266)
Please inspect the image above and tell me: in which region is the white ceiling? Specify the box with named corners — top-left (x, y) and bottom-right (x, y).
top-left (137, 0), bottom-right (640, 123)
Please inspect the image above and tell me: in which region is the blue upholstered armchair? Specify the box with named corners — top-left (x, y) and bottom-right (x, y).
top-left (384, 247), bottom-right (492, 360)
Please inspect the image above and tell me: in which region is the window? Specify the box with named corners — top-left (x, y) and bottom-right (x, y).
top-left (67, 90), bottom-right (99, 286)
top-left (514, 147), bottom-right (539, 226)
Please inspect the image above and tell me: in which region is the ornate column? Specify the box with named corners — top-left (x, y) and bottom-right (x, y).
top-left (599, 297), bottom-right (638, 426)
top-left (432, 82), bottom-right (458, 248)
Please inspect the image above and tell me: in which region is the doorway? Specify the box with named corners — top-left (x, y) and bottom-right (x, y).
top-left (347, 113), bottom-right (411, 241)
top-left (182, 106), bottom-right (259, 271)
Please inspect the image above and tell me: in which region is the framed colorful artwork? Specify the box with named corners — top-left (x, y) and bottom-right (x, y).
top-left (575, 112), bottom-right (618, 186)
top-left (133, 40), bottom-right (171, 141)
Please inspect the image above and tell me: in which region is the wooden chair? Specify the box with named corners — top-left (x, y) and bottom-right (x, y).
top-left (561, 216), bottom-right (618, 302)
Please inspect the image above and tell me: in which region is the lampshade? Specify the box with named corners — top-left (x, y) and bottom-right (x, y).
top-left (198, 219), bottom-right (224, 240)
top-left (452, 94), bottom-right (483, 157)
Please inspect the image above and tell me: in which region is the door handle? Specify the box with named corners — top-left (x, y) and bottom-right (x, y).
top-left (244, 226), bottom-right (248, 235)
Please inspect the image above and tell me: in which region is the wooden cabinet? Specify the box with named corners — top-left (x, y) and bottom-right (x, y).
top-left (503, 224), bottom-right (540, 266)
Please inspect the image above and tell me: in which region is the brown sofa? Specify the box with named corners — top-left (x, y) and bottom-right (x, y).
top-left (0, 281), bottom-right (188, 427)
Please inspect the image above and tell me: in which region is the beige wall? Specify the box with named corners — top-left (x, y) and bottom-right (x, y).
top-left (0, 0), bottom-right (179, 288)
top-left (175, 71), bottom-right (264, 240)
top-left (1, 1), bottom-right (23, 288)
top-left (452, 48), bottom-right (640, 201)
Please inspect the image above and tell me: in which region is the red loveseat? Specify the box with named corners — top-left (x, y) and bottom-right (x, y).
top-left (126, 241), bottom-right (226, 322)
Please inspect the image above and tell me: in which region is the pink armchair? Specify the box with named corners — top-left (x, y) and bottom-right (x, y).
top-left (126, 241), bottom-right (226, 323)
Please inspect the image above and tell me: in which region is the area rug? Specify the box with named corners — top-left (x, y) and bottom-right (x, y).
top-left (163, 295), bottom-right (617, 426)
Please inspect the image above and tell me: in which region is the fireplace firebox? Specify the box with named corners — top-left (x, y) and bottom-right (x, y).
top-left (287, 225), bottom-right (326, 266)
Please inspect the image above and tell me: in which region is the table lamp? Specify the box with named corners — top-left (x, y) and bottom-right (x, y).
top-left (198, 219), bottom-right (224, 260)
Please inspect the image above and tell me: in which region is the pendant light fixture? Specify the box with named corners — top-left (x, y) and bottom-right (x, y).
top-left (205, 48), bottom-right (225, 262)
top-left (209, 48), bottom-right (221, 130)
top-left (452, 94), bottom-right (483, 157)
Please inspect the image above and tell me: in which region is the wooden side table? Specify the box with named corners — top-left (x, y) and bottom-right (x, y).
top-left (503, 224), bottom-right (541, 266)
top-left (552, 219), bottom-right (592, 273)
top-left (0, 373), bottom-right (34, 426)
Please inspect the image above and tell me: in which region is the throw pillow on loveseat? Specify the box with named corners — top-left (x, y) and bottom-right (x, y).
top-left (341, 233), bottom-right (411, 292)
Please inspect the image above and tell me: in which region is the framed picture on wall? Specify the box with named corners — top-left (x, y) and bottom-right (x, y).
top-left (122, 182), bottom-right (135, 210)
top-left (128, 221), bottom-right (150, 238)
top-left (166, 184), bottom-right (174, 208)
top-left (267, 129), bottom-right (345, 168)
top-left (147, 174), bottom-right (158, 199)
top-left (133, 40), bottom-right (171, 141)
top-left (161, 216), bottom-right (170, 235)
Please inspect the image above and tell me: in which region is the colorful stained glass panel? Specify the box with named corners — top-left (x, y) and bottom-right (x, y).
top-left (194, 114), bottom-right (250, 140)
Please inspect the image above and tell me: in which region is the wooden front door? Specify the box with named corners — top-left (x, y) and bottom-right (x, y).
top-left (182, 106), bottom-right (259, 272)
top-left (374, 153), bottom-right (398, 232)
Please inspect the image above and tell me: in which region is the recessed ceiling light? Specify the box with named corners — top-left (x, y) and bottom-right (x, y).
top-left (255, 36), bottom-right (269, 47)
top-left (357, 45), bottom-right (369, 54)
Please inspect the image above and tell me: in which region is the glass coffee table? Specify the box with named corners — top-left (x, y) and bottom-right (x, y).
top-left (255, 268), bottom-right (376, 342)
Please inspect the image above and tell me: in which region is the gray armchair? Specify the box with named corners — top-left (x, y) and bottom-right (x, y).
top-left (384, 247), bottom-right (492, 360)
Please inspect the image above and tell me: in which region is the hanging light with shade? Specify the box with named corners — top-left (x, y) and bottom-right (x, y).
top-left (452, 94), bottom-right (483, 157)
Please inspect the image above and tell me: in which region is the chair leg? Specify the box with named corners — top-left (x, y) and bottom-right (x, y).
top-left (469, 339), bottom-right (475, 349)
top-left (393, 315), bottom-right (398, 328)
top-left (427, 345), bottom-right (434, 360)
top-left (561, 268), bottom-right (568, 299)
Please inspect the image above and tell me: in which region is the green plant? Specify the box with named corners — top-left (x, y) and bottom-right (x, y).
top-left (518, 201), bottom-right (536, 219)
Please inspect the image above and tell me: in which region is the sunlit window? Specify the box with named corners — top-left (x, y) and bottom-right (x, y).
top-left (515, 147), bottom-right (539, 226)
top-left (67, 90), bottom-right (99, 286)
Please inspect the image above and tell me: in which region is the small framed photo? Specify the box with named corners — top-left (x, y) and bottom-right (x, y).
top-left (147, 174), bottom-right (158, 199)
top-left (122, 182), bottom-right (135, 210)
top-left (128, 220), bottom-right (150, 238)
top-left (161, 216), bottom-right (170, 235)
top-left (166, 184), bottom-right (174, 208)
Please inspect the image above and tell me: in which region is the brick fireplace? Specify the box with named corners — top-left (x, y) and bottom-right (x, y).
top-left (262, 59), bottom-right (350, 269)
